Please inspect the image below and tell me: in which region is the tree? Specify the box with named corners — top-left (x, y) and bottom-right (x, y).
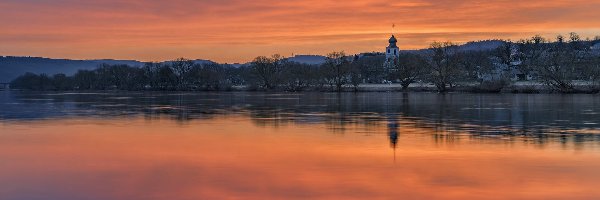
top-left (519, 34), bottom-right (590, 93)
top-left (323, 51), bottom-right (351, 92)
top-left (496, 41), bottom-right (513, 68)
top-left (352, 55), bottom-right (386, 84)
top-left (143, 62), bottom-right (162, 89)
top-left (195, 63), bottom-right (228, 90)
top-left (158, 65), bottom-right (178, 90)
top-left (10, 73), bottom-right (41, 90)
top-left (73, 70), bottom-right (98, 90)
top-left (279, 61), bottom-right (317, 91)
top-left (250, 54), bottom-right (283, 89)
top-left (348, 61), bottom-right (362, 92)
top-left (94, 64), bottom-right (145, 90)
top-left (425, 41), bottom-right (464, 93)
top-left (582, 56), bottom-right (600, 92)
top-left (52, 73), bottom-right (72, 90)
top-left (122, 67), bottom-right (146, 90)
top-left (222, 64), bottom-right (245, 86)
top-left (170, 58), bottom-right (194, 89)
top-left (464, 50), bottom-right (495, 81)
top-left (389, 53), bottom-right (427, 90)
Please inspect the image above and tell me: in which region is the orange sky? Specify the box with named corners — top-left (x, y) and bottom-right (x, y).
top-left (1, 0), bottom-right (600, 63)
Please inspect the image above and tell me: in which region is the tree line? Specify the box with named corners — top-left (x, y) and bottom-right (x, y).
top-left (10, 33), bottom-right (600, 93)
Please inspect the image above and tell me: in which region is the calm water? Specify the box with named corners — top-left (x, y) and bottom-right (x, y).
top-left (1, 91), bottom-right (600, 200)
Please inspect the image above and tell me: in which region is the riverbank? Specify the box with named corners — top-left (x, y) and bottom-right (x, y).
top-left (5, 82), bottom-right (600, 94)
top-left (241, 82), bottom-right (600, 94)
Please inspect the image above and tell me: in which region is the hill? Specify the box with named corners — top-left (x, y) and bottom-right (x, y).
top-left (0, 57), bottom-right (221, 82)
top-left (0, 56), bottom-right (144, 82)
top-left (287, 55), bottom-right (327, 65)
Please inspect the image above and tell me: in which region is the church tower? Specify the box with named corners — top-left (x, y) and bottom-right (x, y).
top-left (384, 35), bottom-right (400, 72)
top-left (386, 35), bottom-right (399, 60)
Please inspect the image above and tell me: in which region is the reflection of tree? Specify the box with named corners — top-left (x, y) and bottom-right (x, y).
top-left (6, 92), bottom-right (600, 146)
top-left (401, 92), bottom-right (410, 116)
top-left (334, 94), bottom-right (347, 133)
top-left (431, 132), bottom-right (461, 146)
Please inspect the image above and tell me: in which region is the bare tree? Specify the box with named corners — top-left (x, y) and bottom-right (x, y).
top-left (280, 61), bottom-right (316, 91)
top-left (426, 41), bottom-right (464, 93)
top-left (250, 54), bottom-right (283, 89)
top-left (389, 53), bottom-right (427, 90)
top-left (323, 51), bottom-right (351, 92)
top-left (519, 34), bottom-right (589, 93)
top-left (192, 63), bottom-right (228, 90)
top-left (348, 61), bottom-right (362, 92)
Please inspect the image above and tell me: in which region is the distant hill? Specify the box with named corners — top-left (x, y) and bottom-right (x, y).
top-left (0, 56), bottom-right (144, 82)
top-left (458, 40), bottom-right (506, 51)
top-left (161, 59), bottom-right (216, 66)
top-left (400, 40), bottom-right (507, 55)
top-left (0, 57), bottom-right (221, 82)
top-left (287, 55), bottom-right (327, 65)
top-left (223, 55), bottom-right (328, 67)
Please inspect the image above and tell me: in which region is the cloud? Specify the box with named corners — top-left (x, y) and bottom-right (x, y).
top-left (1, 0), bottom-right (599, 62)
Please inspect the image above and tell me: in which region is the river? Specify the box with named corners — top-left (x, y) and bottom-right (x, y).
top-left (1, 91), bottom-right (599, 199)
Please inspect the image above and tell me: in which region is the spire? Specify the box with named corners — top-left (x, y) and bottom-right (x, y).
top-left (389, 24), bottom-right (398, 47)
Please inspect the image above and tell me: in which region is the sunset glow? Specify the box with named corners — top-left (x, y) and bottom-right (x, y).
top-left (1, 0), bottom-right (600, 62)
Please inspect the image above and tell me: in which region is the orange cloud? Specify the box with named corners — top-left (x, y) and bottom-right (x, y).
top-left (1, 0), bottom-right (599, 63)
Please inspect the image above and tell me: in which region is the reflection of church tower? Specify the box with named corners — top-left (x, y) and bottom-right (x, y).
top-left (387, 115), bottom-right (399, 162)
top-left (388, 115), bottom-right (399, 149)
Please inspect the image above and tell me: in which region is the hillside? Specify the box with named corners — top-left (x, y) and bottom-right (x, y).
top-left (0, 57), bottom-right (144, 82)
top-left (0, 57), bottom-right (220, 82)
top-left (287, 55), bottom-right (327, 65)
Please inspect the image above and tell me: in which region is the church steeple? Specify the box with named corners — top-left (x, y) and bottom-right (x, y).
top-left (386, 35), bottom-right (399, 60)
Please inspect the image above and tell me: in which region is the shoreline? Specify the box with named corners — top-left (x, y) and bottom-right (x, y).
top-left (3, 83), bottom-right (600, 94)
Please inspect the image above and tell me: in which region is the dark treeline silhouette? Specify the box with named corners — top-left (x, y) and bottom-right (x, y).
top-left (10, 34), bottom-right (600, 93)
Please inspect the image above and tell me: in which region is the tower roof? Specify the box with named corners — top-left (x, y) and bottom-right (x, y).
top-left (389, 35), bottom-right (397, 44)
top-left (388, 35), bottom-right (398, 48)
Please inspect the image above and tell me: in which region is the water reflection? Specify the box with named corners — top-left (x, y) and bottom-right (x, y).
top-left (1, 117), bottom-right (600, 200)
top-left (2, 91), bottom-right (599, 143)
top-left (2, 91), bottom-right (600, 199)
